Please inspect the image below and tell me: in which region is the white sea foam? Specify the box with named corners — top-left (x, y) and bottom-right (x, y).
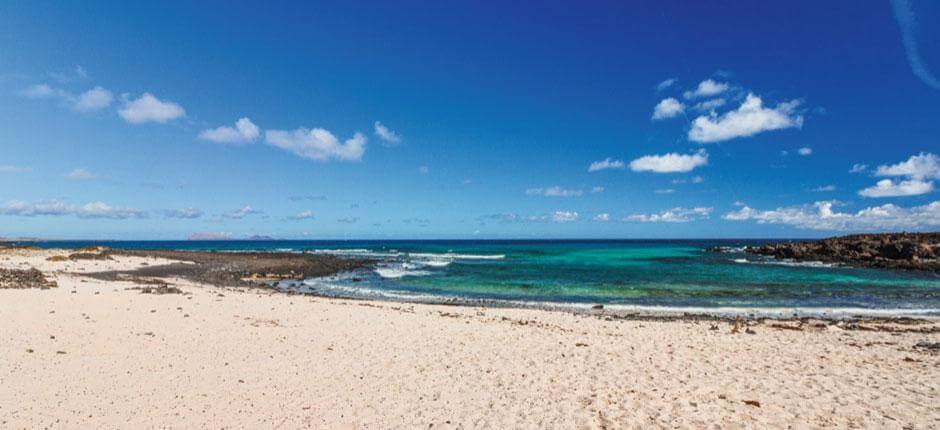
top-left (409, 252), bottom-right (505, 260)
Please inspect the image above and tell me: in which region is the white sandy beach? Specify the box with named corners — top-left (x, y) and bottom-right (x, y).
top-left (1, 248), bottom-right (938, 429)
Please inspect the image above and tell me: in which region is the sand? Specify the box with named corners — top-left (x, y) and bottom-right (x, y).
top-left (1, 248), bottom-right (938, 429)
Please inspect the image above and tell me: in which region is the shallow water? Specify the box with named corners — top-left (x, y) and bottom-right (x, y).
top-left (28, 239), bottom-right (940, 316)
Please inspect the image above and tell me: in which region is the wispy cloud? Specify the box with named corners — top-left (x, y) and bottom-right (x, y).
top-left (859, 179), bottom-right (933, 197)
top-left (223, 205), bottom-right (262, 219)
top-left (0, 200), bottom-right (145, 219)
top-left (798, 147), bottom-right (812, 156)
top-left (588, 158), bottom-right (625, 172)
top-left (811, 185), bottom-right (836, 192)
top-left (288, 194), bottom-right (327, 201)
top-left (373, 121), bottom-right (401, 145)
top-left (289, 210), bottom-right (315, 220)
top-left (629, 150), bottom-right (708, 173)
top-left (891, 0), bottom-right (940, 91)
top-left (19, 84), bottom-right (112, 111)
top-left (593, 213), bottom-right (610, 222)
top-left (164, 208), bottom-right (203, 219)
top-left (0, 165), bottom-right (30, 173)
top-left (850, 163), bottom-right (868, 173)
top-left (199, 117), bottom-right (260, 144)
top-left (118, 93), bottom-right (185, 124)
top-left (688, 93), bottom-right (802, 143)
top-left (625, 207), bottom-right (712, 223)
top-left (265, 127), bottom-right (366, 162)
top-left (64, 168), bottom-right (97, 181)
top-left (337, 216), bottom-right (359, 224)
top-left (656, 78), bottom-right (677, 92)
top-left (724, 200), bottom-right (940, 231)
top-left (526, 186), bottom-right (583, 197)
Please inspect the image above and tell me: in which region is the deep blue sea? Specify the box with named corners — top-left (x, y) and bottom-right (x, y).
top-left (24, 239), bottom-right (940, 317)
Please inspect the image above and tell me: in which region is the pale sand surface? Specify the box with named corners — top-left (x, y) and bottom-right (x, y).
top-left (1, 249), bottom-right (938, 429)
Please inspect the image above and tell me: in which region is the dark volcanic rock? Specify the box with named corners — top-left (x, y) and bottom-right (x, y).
top-left (0, 268), bottom-right (58, 289)
top-left (746, 233), bottom-right (940, 272)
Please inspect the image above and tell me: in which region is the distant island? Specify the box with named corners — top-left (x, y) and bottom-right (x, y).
top-left (747, 232), bottom-right (940, 272)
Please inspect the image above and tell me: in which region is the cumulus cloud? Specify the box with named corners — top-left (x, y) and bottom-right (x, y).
top-left (723, 200), bottom-right (940, 231)
top-left (593, 213), bottom-right (610, 222)
top-left (64, 168), bottom-right (97, 181)
top-left (74, 87), bottom-right (113, 111)
top-left (625, 207), bottom-right (712, 223)
top-left (265, 128), bottom-right (366, 162)
top-left (629, 150), bottom-right (708, 173)
top-left (656, 78), bottom-right (677, 92)
top-left (859, 179), bottom-right (934, 197)
top-left (551, 211), bottom-right (579, 222)
top-left (164, 208), bottom-right (203, 219)
top-left (188, 232), bottom-right (233, 241)
top-left (223, 205), bottom-right (262, 219)
top-left (683, 79), bottom-right (729, 99)
top-left (526, 186), bottom-right (584, 197)
top-left (798, 147), bottom-right (813, 156)
top-left (588, 158), bottom-right (625, 172)
top-left (687, 93), bottom-right (803, 143)
top-left (199, 117), bottom-right (260, 144)
top-left (651, 97), bottom-right (684, 120)
top-left (0, 199), bottom-right (145, 219)
top-left (373, 121), bottom-right (401, 145)
top-left (118, 93), bottom-right (185, 124)
top-left (874, 152), bottom-right (940, 179)
top-left (691, 175), bottom-right (704, 184)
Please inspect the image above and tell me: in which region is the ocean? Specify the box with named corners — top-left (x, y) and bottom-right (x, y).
top-left (25, 239), bottom-right (940, 317)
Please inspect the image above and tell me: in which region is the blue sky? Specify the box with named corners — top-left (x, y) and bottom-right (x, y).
top-left (1, 1), bottom-right (939, 240)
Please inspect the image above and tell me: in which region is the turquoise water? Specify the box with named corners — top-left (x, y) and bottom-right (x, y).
top-left (27, 240), bottom-right (940, 315)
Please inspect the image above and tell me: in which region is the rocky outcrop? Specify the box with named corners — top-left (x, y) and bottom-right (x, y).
top-left (0, 268), bottom-right (58, 289)
top-left (746, 233), bottom-right (940, 272)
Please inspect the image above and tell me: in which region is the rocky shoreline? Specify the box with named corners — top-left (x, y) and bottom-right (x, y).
top-left (84, 249), bottom-right (376, 288)
top-left (746, 233), bottom-right (940, 272)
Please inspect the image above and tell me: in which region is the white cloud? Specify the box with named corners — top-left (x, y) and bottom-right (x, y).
top-left (683, 79), bottom-right (729, 99)
top-left (290, 210), bottom-right (315, 220)
top-left (164, 208), bottom-right (203, 219)
top-left (652, 97), bottom-right (684, 120)
top-left (874, 152), bottom-right (940, 179)
top-left (265, 128), bottom-right (366, 162)
top-left (0, 165), bottom-right (29, 173)
top-left (891, 0), bottom-right (940, 91)
top-left (65, 168), bottom-right (97, 181)
top-left (625, 207), bottom-right (712, 223)
top-left (811, 185), bottom-right (836, 192)
top-left (693, 98), bottom-right (726, 112)
top-left (0, 199), bottom-right (144, 219)
top-left (688, 93), bottom-right (803, 143)
top-left (798, 147), bottom-right (812, 156)
top-left (223, 205), bottom-right (262, 219)
top-left (588, 158), bottom-right (625, 172)
top-left (526, 186), bottom-right (584, 197)
top-left (593, 213), bottom-right (610, 222)
top-left (590, 186), bottom-right (604, 193)
top-left (374, 121), bottom-right (401, 145)
top-left (199, 117), bottom-right (260, 144)
top-left (850, 163), bottom-right (868, 173)
top-left (629, 149), bottom-right (708, 173)
top-left (723, 200), bottom-right (940, 231)
top-left (74, 87), bottom-right (113, 111)
top-left (188, 232), bottom-right (233, 241)
top-left (654, 188), bottom-right (675, 194)
top-left (858, 179), bottom-right (934, 197)
top-left (19, 84), bottom-right (56, 99)
top-left (691, 175), bottom-right (704, 184)
top-left (118, 93), bottom-right (185, 124)
top-left (338, 216), bottom-right (359, 224)
top-left (656, 78), bottom-right (677, 92)
top-left (551, 211), bottom-right (579, 222)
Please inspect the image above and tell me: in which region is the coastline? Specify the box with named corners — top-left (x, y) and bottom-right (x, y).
top-left (2, 247), bottom-right (940, 428)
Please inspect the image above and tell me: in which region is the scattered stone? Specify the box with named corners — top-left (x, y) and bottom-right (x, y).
top-left (0, 268), bottom-right (57, 289)
top-left (26, 348), bottom-right (33, 353)
top-left (575, 342), bottom-right (588, 347)
top-left (68, 252), bottom-right (113, 261)
top-left (45, 255), bottom-right (69, 262)
top-left (132, 285), bottom-right (183, 295)
top-left (592, 304), bottom-right (604, 310)
top-left (743, 400), bottom-right (761, 408)
top-left (56, 351), bottom-right (66, 355)
top-left (914, 341), bottom-right (940, 351)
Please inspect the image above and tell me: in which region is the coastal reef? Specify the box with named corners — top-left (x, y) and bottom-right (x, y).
top-left (747, 233), bottom-right (940, 272)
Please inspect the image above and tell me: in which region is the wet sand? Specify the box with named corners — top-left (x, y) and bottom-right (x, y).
top-left (1, 247), bottom-right (938, 429)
